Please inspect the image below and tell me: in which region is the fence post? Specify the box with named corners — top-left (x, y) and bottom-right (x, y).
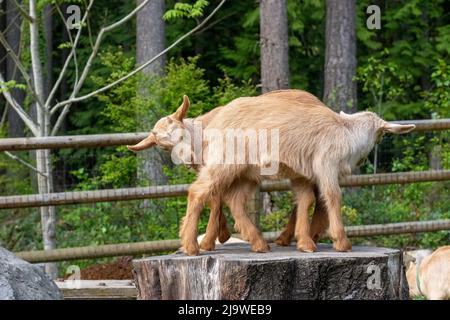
top-left (247, 186), bottom-right (261, 227)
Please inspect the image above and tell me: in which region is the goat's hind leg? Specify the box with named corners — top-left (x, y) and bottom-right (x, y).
top-left (218, 209), bottom-right (231, 243)
top-left (275, 186), bottom-right (328, 247)
top-left (199, 196), bottom-right (230, 251)
top-left (309, 187), bottom-right (329, 243)
top-left (224, 181), bottom-right (269, 253)
top-left (291, 179), bottom-right (316, 252)
top-left (317, 179), bottom-right (351, 252)
top-left (275, 205), bottom-right (297, 246)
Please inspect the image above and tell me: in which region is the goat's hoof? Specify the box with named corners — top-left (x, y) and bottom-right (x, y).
top-left (199, 240), bottom-right (215, 251)
top-left (183, 242), bottom-right (200, 256)
top-left (218, 229), bottom-right (231, 244)
top-left (296, 238), bottom-right (317, 253)
top-left (275, 234), bottom-right (292, 246)
top-left (333, 238), bottom-right (352, 252)
top-left (252, 241), bottom-right (270, 253)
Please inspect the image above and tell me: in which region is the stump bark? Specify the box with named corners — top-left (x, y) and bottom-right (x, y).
top-left (132, 243), bottom-right (409, 300)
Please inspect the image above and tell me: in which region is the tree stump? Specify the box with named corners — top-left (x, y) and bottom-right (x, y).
top-left (132, 243), bottom-right (409, 300)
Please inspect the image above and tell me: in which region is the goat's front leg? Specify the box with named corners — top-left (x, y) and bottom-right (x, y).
top-left (224, 181), bottom-right (269, 253)
top-left (180, 177), bottom-right (211, 256)
top-left (199, 196), bottom-right (230, 251)
top-left (291, 179), bottom-right (316, 252)
top-left (318, 180), bottom-right (351, 252)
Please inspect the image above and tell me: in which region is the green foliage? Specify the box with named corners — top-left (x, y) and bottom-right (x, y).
top-left (0, 80), bottom-right (27, 93)
top-left (155, 56), bottom-right (212, 118)
top-left (164, 0), bottom-right (210, 21)
top-left (212, 76), bottom-right (256, 105)
top-left (217, 4), bottom-right (260, 82)
top-left (260, 210), bottom-right (289, 233)
top-left (286, 0), bottom-right (325, 93)
top-left (356, 49), bottom-right (416, 118)
top-left (425, 60), bottom-right (450, 118)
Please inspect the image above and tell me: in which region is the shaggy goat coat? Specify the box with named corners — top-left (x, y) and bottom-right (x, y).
top-left (179, 94), bottom-right (414, 255)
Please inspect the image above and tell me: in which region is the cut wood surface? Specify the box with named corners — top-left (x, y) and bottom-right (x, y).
top-left (133, 243), bottom-right (409, 300)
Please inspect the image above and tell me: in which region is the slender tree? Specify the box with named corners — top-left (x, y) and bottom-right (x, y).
top-left (323, 0), bottom-right (357, 113)
top-left (136, 0), bottom-right (168, 185)
top-left (6, 0), bottom-right (24, 137)
top-left (260, 0), bottom-right (289, 93)
top-left (43, 4), bottom-right (53, 98)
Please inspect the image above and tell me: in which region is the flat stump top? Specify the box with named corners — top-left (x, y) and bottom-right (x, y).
top-left (135, 243), bottom-right (399, 262)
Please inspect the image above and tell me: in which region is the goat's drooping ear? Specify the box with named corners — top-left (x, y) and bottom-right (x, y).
top-left (172, 95), bottom-right (190, 121)
top-left (127, 133), bottom-right (156, 152)
top-left (382, 122), bottom-right (416, 134)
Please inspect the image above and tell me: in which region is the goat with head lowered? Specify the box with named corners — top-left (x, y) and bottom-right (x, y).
top-left (172, 94), bottom-right (415, 255)
top-left (128, 91), bottom-right (415, 255)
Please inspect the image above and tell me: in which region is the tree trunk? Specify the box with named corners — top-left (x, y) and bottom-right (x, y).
top-left (260, 0), bottom-right (289, 93)
top-left (323, 0), bottom-right (357, 113)
top-left (43, 4), bottom-right (53, 99)
top-left (35, 148), bottom-right (57, 279)
top-left (133, 243), bottom-right (409, 300)
top-left (42, 6), bottom-right (57, 277)
top-left (136, 0), bottom-right (167, 185)
top-left (259, 0), bottom-right (290, 215)
top-left (6, 0), bottom-right (25, 137)
top-left (29, 0), bottom-right (57, 279)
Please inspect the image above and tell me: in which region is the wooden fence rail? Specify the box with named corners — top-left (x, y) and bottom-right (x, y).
top-left (0, 170), bottom-right (449, 209)
top-left (15, 219), bottom-right (450, 263)
top-left (0, 119), bottom-right (449, 152)
top-left (0, 132), bottom-right (148, 151)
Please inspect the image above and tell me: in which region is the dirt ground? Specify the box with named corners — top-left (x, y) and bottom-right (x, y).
top-left (71, 256), bottom-right (134, 280)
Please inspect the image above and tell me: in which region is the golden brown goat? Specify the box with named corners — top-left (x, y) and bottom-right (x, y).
top-left (177, 94), bottom-right (415, 255)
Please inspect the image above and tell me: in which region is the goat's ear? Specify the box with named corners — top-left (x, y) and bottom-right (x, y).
top-left (127, 133), bottom-right (156, 152)
top-left (382, 123), bottom-right (416, 134)
top-left (172, 95), bottom-right (190, 121)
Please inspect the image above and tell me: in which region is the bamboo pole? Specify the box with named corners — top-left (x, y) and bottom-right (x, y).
top-left (0, 118), bottom-right (449, 152)
top-left (0, 170), bottom-right (449, 209)
top-left (15, 219), bottom-right (450, 263)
